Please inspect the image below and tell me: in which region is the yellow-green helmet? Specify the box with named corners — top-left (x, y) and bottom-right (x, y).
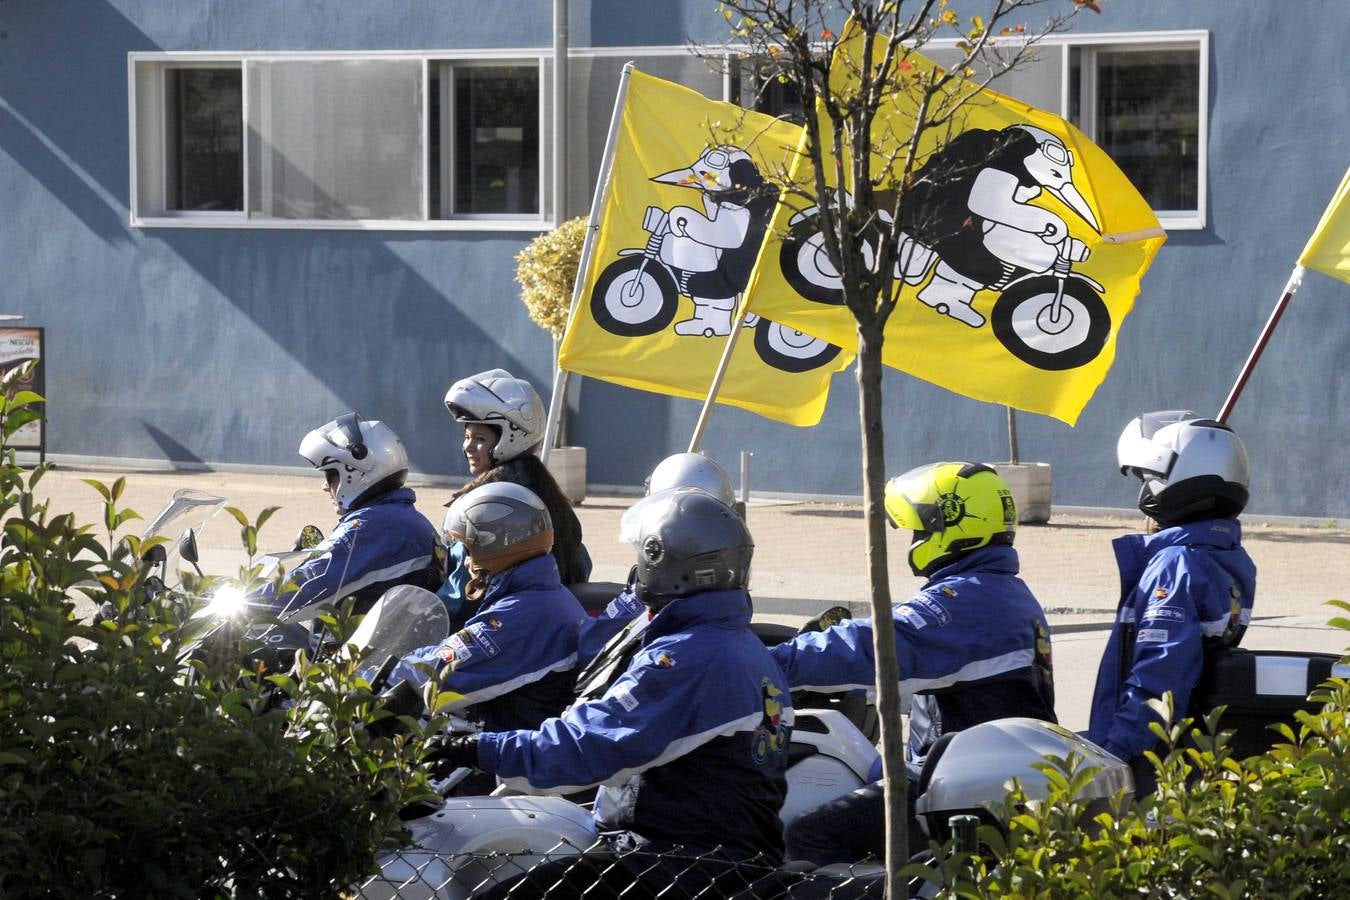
top-left (884, 462), bottom-right (1017, 577)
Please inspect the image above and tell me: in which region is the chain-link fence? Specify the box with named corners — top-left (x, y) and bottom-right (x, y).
top-left (353, 840), bottom-right (889, 899)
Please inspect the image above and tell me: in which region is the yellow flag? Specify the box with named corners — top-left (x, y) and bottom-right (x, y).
top-left (560, 69), bottom-right (852, 427)
top-left (1297, 166), bottom-right (1350, 284)
top-left (742, 41), bottom-right (1165, 426)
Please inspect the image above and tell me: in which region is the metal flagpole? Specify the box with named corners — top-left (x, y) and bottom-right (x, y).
top-left (686, 304), bottom-right (749, 453)
top-left (541, 62), bottom-right (636, 465)
top-left (1216, 265), bottom-right (1304, 423)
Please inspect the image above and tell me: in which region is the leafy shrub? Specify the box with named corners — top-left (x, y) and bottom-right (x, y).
top-left (912, 612), bottom-right (1350, 898)
top-left (0, 379), bottom-right (439, 897)
top-left (514, 215), bottom-right (588, 340)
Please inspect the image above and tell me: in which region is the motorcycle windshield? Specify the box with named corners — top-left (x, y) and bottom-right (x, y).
top-left (347, 585), bottom-right (450, 664)
top-left (139, 489), bottom-right (227, 582)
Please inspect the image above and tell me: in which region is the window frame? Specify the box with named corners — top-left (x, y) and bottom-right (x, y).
top-left (1058, 31), bottom-right (1209, 231)
top-left (128, 49), bottom-right (551, 231)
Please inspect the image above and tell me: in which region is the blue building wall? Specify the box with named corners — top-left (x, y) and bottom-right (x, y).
top-left (1, 1), bottom-right (1347, 516)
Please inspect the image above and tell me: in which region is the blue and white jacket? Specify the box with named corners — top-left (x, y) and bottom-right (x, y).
top-left (771, 546), bottom-right (1055, 780)
top-left (576, 585), bottom-right (646, 667)
top-left (1086, 519), bottom-right (1256, 762)
top-left (477, 588), bottom-right (794, 861)
top-left (387, 553), bottom-right (587, 732)
top-left (255, 487), bottom-right (441, 615)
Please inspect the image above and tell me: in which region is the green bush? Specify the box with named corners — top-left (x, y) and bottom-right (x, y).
top-left (0, 378), bottom-right (440, 898)
top-left (912, 614), bottom-right (1350, 898)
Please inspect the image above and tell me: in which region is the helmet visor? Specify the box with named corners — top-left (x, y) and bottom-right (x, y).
top-left (620, 488), bottom-right (693, 546)
top-left (884, 463), bottom-right (949, 533)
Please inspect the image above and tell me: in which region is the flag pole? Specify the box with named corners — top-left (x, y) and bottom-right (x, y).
top-left (686, 304), bottom-right (749, 453)
top-left (542, 62), bottom-right (636, 465)
top-left (1216, 265), bottom-right (1304, 424)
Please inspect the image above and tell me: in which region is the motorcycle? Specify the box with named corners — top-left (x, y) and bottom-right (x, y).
top-left (778, 202), bottom-right (1111, 372)
top-left (588, 205), bottom-right (844, 374)
top-left (357, 591), bottom-right (882, 900)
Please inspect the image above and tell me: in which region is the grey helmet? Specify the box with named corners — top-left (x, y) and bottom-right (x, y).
top-left (1117, 410), bottom-right (1249, 526)
top-left (645, 452), bottom-right (736, 506)
top-left (620, 487), bottom-right (753, 610)
top-left (444, 482), bottom-right (554, 573)
top-left (299, 413), bottom-right (409, 511)
top-left (444, 368), bottom-right (546, 465)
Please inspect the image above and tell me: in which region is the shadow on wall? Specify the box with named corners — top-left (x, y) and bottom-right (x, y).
top-left (0, 0), bottom-right (543, 478)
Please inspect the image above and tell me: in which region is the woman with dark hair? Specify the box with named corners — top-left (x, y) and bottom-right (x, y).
top-left (438, 369), bottom-right (590, 625)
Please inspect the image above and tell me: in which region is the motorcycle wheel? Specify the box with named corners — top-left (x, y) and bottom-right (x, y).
top-left (590, 256), bottom-right (681, 337)
top-left (990, 277), bottom-right (1111, 371)
top-left (754, 319), bottom-right (842, 373)
top-left (779, 219), bottom-right (848, 306)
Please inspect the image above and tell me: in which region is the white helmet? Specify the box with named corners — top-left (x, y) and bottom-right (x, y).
top-left (299, 413), bottom-right (409, 511)
top-left (1117, 410), bottom-right (1249, 526)
top-left (443, 368), bottom-right (546, 465)
top-left (444, 482), bottom-right (553, 573)
top-left (645, 452), bottom-right (735, 506)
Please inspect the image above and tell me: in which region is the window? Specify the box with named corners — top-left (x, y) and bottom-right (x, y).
top-left (131, 53), bottom-right (545, 229)
top-left (430, 63), bottom-right (540, 218)
top-left (164, 67), bottom-right (243, 212)
top-left (1069, 43), bottom-right (1203, 226)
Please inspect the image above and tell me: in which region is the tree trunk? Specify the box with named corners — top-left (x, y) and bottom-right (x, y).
top-left (855, 320), bottom-right (907, 893)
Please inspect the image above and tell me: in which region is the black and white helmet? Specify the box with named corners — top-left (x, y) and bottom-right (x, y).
top-left (620, 487), bottom-right (753, 610)
top-left (1117, 410), bottom-right (1249, 526)
top-left (645, 452), bottom-right (735, 506)
top-left (444, 482), bottom-right (554, 573)
top-left (299, 413), bottom-right (409, 511)
top-left (444, 369), bottom-right (546, 465)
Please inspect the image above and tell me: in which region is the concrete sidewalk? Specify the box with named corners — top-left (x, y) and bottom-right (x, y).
top-left (32, 464), bottom-right (1350, 732)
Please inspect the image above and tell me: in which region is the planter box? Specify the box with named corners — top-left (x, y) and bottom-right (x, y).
top-left (991, 462), bottom-right (1052, 524)
top-left (546, 445), bottom-right (587, 505)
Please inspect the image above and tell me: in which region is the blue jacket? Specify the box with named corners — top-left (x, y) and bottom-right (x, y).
top-left (576, 586), bottom-right (646, 667)
top-left (387, 554), bottom-right (587, 732)
top-left (1086, 519), bottom-right (1256, 762)
top-left (255, 487), bottom-right (441, 615)
top-left (771, 546), bottom-right (1055, 779)
top-left (477, 588), bottom-right (794, 861)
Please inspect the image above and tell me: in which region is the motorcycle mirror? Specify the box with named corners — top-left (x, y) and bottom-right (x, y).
top-left (177, 529), bottom-right (205, 577)
top-left (142, 544), bottom-right (168, 566)
top-left (143, 575), bottom-right (166, 601)
top-left (293, 524), bottom-right (324, 551)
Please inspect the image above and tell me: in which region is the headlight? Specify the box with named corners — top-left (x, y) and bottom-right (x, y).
top-left (205, 584), bottom-right (248, 618)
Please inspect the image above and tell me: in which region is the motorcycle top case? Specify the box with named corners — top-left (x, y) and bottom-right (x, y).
top-left (1190, 648), bottom-right (1348, 758)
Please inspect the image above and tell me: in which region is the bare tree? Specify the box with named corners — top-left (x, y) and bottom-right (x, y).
top-left (712, 0), bottom-right (1090, 890)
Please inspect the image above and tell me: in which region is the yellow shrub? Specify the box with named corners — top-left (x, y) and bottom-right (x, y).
top-left (514, 216), bottom-right (588, 340)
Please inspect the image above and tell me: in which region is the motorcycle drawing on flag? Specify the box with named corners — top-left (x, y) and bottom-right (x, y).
top-left (589, 146), bottom-right (843, 375)
top-left (779, 124), bottom-right (1112, 372)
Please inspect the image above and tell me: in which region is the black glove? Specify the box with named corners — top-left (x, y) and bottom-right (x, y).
top-left (800, 605), bottom-right (852, 634)
top-left (425, 734), bottom-right (481, 777)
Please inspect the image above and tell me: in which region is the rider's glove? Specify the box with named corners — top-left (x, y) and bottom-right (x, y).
top-left (426, 734), bottom-right (482, 777)
top-left (800, 605), bottom-right (852, 634)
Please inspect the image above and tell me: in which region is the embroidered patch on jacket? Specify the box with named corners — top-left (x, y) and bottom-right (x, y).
top-left (439, 634), bottom-right (473, 665)
top-left (655, 652), bottom-right (675, 669)
top-left (606, 593), bottom-right (643, 618)
top-left (486, 617), bottom-right (503, 631)
top-left (1143, 607), bottom-right (1184, 623)
top-left (467, 622), bottom-right (501, 657)
top-left (909, 596), bottom-right (952, 627)
top-left (752, 678), bottom-right (791, 766)
top-left (1153, 587), bottom-right (1169, 600)
top-left (612, 682), bottom-right (639, 711)
top-left (1137, 628), bottom-right (1169, 643)
top-left (896, 605), bottom-right (927, 630)
top-left (940, 586), bottom-right (957, 599)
